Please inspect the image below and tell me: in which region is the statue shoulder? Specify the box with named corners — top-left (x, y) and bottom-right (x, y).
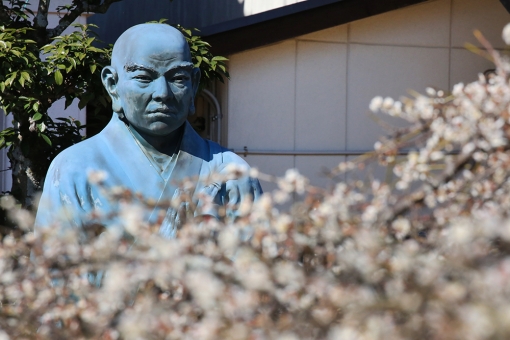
top-left (47, 132), bottom-right (107, 175)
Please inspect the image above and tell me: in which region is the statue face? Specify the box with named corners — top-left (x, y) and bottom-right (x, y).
top-left (114, 35), bottom-right (197, 137)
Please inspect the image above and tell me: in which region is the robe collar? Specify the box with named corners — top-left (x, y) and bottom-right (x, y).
top-left (103, 113), bottom-right (206, 194)
top-left (125, 123), bottom-right (182, 180)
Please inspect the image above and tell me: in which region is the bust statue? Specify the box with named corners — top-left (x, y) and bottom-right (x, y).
top-left (35, 23), bottom-right (262, 236)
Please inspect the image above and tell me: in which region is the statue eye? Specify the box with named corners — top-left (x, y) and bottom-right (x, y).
top-left (172, 75), bottom-right (190, 83)
top-left (134, 75), bottom-right (152, 83)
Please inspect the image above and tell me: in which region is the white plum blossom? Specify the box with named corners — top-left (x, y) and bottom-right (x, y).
top-left (4, 24), bottom-right (510, 340)
top-left (503, 23), bottom-right (510, 45)
top-left (369, 95), bottom-right (383, 112)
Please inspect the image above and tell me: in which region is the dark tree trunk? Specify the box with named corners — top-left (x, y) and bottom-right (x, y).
top-left (9, 143), bottom-right (42, 209)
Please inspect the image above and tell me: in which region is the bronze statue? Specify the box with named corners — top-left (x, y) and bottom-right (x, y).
top-left (35, 24), bottom-right (261, 236)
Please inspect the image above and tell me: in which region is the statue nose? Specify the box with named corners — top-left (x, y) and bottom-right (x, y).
top-left (153, 76), bottom-right (172, 100)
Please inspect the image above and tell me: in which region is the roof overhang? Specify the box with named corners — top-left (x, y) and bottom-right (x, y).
top-left (201, 0), bottom-right (429, 55)
top-left (501, 0), bottom-right (510, 13)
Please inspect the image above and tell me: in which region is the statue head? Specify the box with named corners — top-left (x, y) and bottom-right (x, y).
top-left (101, 24), bottom-right (201, 137)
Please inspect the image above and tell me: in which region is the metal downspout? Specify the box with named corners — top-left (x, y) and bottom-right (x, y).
top-left (200, 89), bottom-right (222, 145)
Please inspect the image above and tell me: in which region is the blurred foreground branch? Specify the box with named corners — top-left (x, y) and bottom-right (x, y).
top-left (2, 25), bottom-right (510, 340)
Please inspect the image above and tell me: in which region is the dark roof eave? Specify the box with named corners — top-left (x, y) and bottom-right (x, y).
top-left (201, 0), bottom-right (429, 56)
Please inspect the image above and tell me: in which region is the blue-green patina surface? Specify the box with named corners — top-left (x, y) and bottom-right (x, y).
top-left (35, 24), bottom-right (261, 234)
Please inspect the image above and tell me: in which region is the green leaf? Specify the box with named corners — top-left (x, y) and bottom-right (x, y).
top-left (32, 102), bottom-right (39, 111)
top-left (54, 70), bottom-right (63, 85)
top-left (32, 113), bottom-right (42, 121)
top-left (78, 98), bottom-right (88, 110)
top-left (90, 63), bottom-right (97, 74)
top-left (41, 134), bottom-right (52, 146)
top-left (6, 72), bottom-right (17, 86)
top-left (64, 96), bottom-right (73, 109)
top-left (20, 72), bottom-right (30, 83)
top-left (212, 56), bottom-right (228, 61)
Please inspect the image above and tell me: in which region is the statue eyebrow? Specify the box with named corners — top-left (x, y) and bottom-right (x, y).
top-left (124, 63), bottom-right (157, 73)
top-left (124, 62), bottom-right (194, 74)
top-left (172, 63), bottom-right (194, 71)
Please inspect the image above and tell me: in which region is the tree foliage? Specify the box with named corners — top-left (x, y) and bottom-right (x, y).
top-left (0, 0), bottom-right (229, 207)
top-left (0, 22), bottom-right (110, 187)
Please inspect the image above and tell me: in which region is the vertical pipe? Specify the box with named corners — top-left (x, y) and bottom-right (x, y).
top-left (201, 89), bottom-right (222, 145)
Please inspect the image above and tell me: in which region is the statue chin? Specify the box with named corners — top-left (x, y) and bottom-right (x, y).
top-left (144, 123), bottom-right (181, 137)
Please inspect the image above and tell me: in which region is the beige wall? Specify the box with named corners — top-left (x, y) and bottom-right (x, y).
top-left (224, 0), bottom-right (509, 191)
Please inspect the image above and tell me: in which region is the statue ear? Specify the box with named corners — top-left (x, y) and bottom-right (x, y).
top-left (188, 67), bottom-right (201, 116)
top-left (191, 67), bottom-right (201, 98)
top-left (101, 66), bottom-right (123, 114)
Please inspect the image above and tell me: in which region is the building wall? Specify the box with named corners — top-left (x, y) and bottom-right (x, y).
top-left (224, 0), bottom-right (510, 191)
top-left (89, 0), bottom-right (308, 46)
top-left (0, 1), bottom-right (87, 193)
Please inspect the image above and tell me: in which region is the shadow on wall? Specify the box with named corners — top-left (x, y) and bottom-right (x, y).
top-left (88, 0), bottom-right (245, 46)
top-left (501, 0), bottom-right (510, 13)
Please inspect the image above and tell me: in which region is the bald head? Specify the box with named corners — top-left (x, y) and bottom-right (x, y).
top-left (101, 23), bottom-right (201, 139)
top-left (111, 23), bottom-right (192, 70)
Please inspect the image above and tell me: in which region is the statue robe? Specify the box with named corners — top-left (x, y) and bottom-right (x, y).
top-left (35, 114), bottom-right (262, 236)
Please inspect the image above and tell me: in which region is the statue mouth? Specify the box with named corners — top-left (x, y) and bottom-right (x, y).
top-left (148, 107), bottom-right (177, 115)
